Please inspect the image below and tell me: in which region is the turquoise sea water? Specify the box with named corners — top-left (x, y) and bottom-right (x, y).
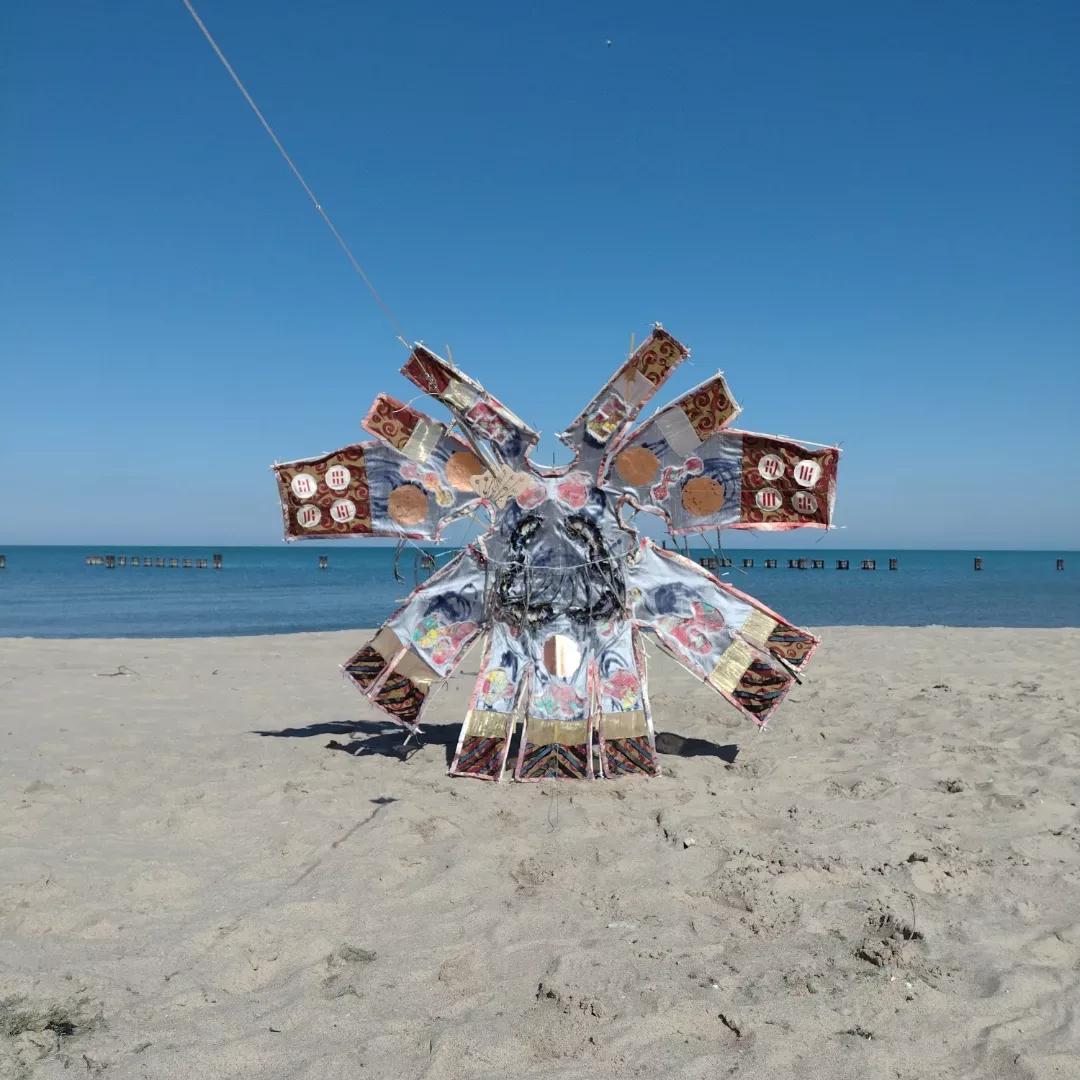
top-left (0, 546), bottom-right (1075, 638)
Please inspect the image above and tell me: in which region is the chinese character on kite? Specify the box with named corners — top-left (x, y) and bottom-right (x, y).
top-left (273, 326), bottom-right (838, 782)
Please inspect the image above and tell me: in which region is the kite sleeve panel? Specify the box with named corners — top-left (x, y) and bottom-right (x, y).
top-left (629, 542), bottom-right (819, 726)
top-left (398, 345), bottom-right (539, 462)
top-left (557, 326), bottom-right (690, 475)
top-left (274, 437), bottom-right (483, 541)
top-left (606, 421), bottom-right (839, 534)
top-left (343, 550), bottom-right (488, 730)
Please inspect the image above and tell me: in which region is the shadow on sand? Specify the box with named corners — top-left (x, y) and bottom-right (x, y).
top-left (255, 720), bottom-right (739, 769)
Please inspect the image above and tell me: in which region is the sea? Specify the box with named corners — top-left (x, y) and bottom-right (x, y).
top-left (0, 546), bottom-right (1075, 638)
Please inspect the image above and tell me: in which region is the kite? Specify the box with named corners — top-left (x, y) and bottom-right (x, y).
top-left (272, 327), bottom-right (838, 782)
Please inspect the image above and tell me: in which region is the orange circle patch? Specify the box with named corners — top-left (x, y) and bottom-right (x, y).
top-left (445, 450), bottom-right (485, 491)
top-left (681, 476), bottom-right (725, 517)
top-left (615, 446), bottom-right (660, 486)
top-left (387, 485), bottom-right (429, 526)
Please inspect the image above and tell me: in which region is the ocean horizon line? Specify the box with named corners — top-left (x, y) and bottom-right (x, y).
top-left (3, 543), bottom-right (1077, 554)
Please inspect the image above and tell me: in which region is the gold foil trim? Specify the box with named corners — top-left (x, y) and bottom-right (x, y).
top-left (370, 627), bottom-right (403, 661)
top-left (654, 406), bottom-right (701, 455)
top-left (708, 638), bottom-right (753, 694)
top-left (525, 718), bottom-right (589, 746)
top-left (465, 709), bottom-right (513, 738)
top-left (393, 648), bottom-right (440, 690)
top-left (621, 368), bottom-right (654, 407)
top-left (599, 711), bottom-right (647, 740)
top-left (444, 378), bottom-right (478, 411)
top-left (741, 609), bottom-right (778, 645)
top-left (402, 417), bottom-right (444, 463)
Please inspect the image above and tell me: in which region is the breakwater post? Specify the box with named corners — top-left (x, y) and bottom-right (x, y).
top-left (742, 558), bottom-right (754, 568)
top-left (974, 557), bottom-right (983, 571)
top-left (1057, 559), bottom-right (1065, 571)
top-left (319, 555), bottom-right (328, 570)
top-left (889, 558), bottom-right (898, 570)
top-left (764, 559), bottom-right (777, 569)
top-left (861, 559), bottom-right (876, 570)
top-left (836, 559), bottom-right (849, 569)
top-left (213, 553), bottom-right (223, 569)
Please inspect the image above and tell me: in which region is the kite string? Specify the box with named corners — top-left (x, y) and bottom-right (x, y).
top-left (181, 0), bottom-right (410, 350)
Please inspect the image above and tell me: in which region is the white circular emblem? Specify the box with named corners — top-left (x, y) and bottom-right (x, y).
top-left (290, 472), bottom-right (318, 500)
top-left (296, 504), bottom-right (322, 529)
top-left (757, 454), bottom-right (785, 481)
top-left (756, 488), bottom-right (782, 511)
top-left (793, 459), bottom-right (822, 488)
top-left (792, 490), bottom-right (819, 515)
top-left (325, 464), bottom-right (351, 491)
top-left (329, 498), bottom-right (356, 523)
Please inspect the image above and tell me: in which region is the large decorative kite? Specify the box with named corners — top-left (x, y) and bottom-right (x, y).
top-left (273, 327), bottom-right (838, 782)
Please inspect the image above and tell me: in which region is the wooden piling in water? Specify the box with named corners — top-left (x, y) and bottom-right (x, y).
top-left (861, 559), bottom-right (876, 570)
top-left (742, 558), bottom-right (754, 568)
top-left (319, 555), bottom-right (328, 570)
top-left (836, 560), bottom-right (849, 570)
top-left (213, 553), bottom-right (223, 569)
top-left (105, 555), bottom-right (116, 569)
top-left (1057, 559), bottom-right (1065, 571)
top-left (764, 559), bottom-right (777, 569)
top-left (156, 557), bottom-right (165, 568)
top-left (182, 558), bottom-right (193, 569)
top-left (699, 556), bottom-right (719, 571)
top-left (974, 557), bottom-right (982, 571)
top-left (0, 554), bottom-right (5, 569)
top-left (168, 558), bottom-right (179, 568)
top-left (889, 558), bottom-right (898, 570)
top-left (812, 559), bottom-right (824, 569)
top-left (196, 558), bottom-right (208, 569)
top-left (797, 557), bottom-right (808, 570)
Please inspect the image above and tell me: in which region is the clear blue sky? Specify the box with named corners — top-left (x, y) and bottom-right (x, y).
top-left (2, 0), bottom-right (1077, 548)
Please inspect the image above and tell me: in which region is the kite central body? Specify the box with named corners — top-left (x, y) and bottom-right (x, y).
top-left (274, 327), bottom-right (838, 781)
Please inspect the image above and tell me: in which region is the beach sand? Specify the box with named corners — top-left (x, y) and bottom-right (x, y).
top-left (2, 628), bottom-right (1078, 1079)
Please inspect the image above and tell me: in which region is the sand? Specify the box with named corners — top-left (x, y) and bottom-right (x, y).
top-left (2, 627), bottom-right (1079, 1079)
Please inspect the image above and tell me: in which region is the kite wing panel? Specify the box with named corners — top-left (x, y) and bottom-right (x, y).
top-left (400, 345), bottom-right (539, 460)
top-left (605, 424), bottom-right (838, 534)
top-left (274, 440), bottom-right (482, 541)
top-left (629, 541), bottom-right (818, 726)
top-left (557, 326), bottom-right (689, 472)
top-left (344, 550), bottom-right (488, 731)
